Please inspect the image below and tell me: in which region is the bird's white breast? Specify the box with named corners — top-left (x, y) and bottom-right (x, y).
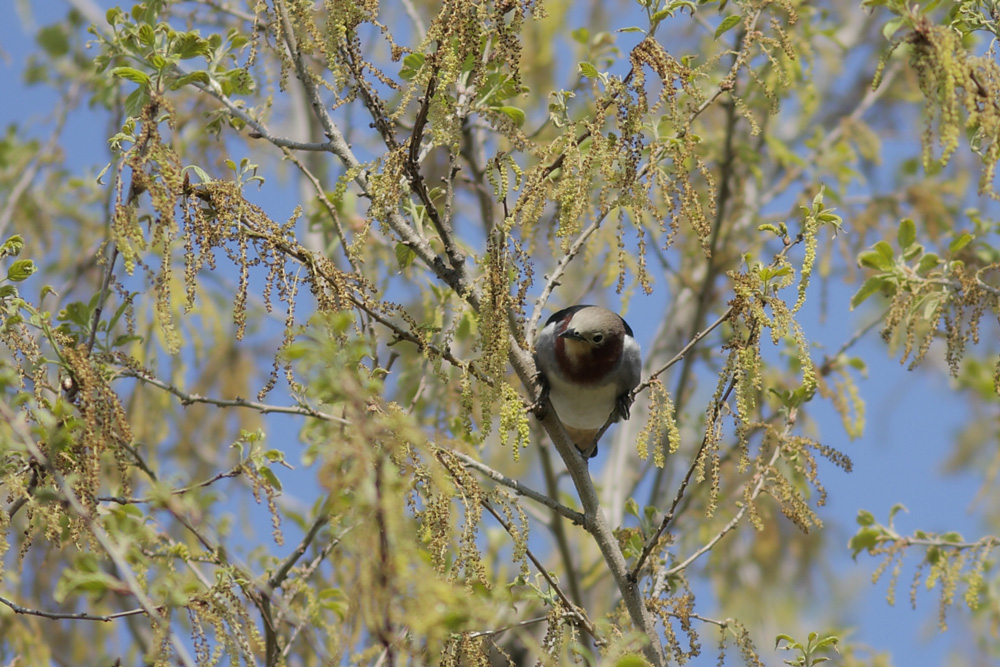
top-left (545, 372), bottom-right (621, 430)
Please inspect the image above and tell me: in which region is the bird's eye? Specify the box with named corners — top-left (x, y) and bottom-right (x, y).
top-left (592, 334), bottom-right (604, 343)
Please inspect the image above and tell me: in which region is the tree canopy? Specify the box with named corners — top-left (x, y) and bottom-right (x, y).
top-left (2, 0), bottom-right (1000, 665)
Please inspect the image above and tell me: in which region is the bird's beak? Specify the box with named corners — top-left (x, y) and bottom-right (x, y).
top-left (559, 329), bottom-right (584, 341)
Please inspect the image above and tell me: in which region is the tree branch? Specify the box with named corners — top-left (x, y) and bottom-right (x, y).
top-left (657, 439), bottom-right (785, 588)
top-left (479, 498), bottom-right (601, 644)
top-left (97, 465), bottom-right (242, 505)
top-left (119, 368), bottom-right (349, 423)
top-left (440, 447), bottom-right (586, 525)
top-left (0, 595), bottom-right (146, 622)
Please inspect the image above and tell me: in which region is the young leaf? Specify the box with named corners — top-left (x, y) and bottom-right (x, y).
top-left (948, 232), bottom-right (973, 254)
top-left (0, 235), bottom-right (24, 258)
top-left (496, 106), bottom-right (526, 127)
top-left (111, 66), bottom-right (151, 86)
top-left (897, 218), bottom-right (916, 250)
top-left (715, 14), bottom-right (742, 39)
top-left (395, 242), bottom-right (416, 269)
top-left (850, 276), bottom-right (886, 310)
top-left (6, 259), bottom-right (36, 282)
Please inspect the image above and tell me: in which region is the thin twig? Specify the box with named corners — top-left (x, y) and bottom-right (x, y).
top-left (97, 466), bottom-right (242, 504)
top-left (262, 513), bottom-right (331, 666)
top-left (120, 369), bottom-right (349, 423)
top-left (0, 81), bottom-right (82, 237)
top-left (440, 448), bottom-right (585, 525)
top-left (659, 440), bottom-right (785, 584)
top-left (196, 0), bottom-right (259, 23)
top-left (466, 615), bottom-right (551, 638)
top-left (629, 376), bottom-right (738, 582)
top-left (479, 500), bottom-right (601, 644)
top-left (817, 309), bottom-right (888, 376)
top-left (85, 246), bottom-right (120, 355)
top-left (526, 211), bottom-right (610, 343)
top-left (398, 0), bottom-right (427, 40)
top-left (538, 445), bottom-right (586, 608)
top-left (268, 513), bottom-right (331, 590)
top-left (634, 306), bottom-right (734, 394)
top-left (0, 595), bottom-right (146, 622)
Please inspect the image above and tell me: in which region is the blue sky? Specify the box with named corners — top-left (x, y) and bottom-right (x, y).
top-left (1, 1), bottom-right (996, 665)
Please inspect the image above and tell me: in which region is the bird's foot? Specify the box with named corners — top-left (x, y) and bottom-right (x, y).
top-left (615, 392), bottom-right (634, 421)
top-left (528, 373), bottom-right (550, 419)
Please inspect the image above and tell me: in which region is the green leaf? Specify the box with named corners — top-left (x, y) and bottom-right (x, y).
top-left (183, 164), bottom-right (212, 183)
top-left (571, 27), bottom-right (589, 44)
top-left (902, 242), bottom-right (923, 261)
top-left (897, 218), bottom-right (916, 250)
top-left (624, 497), bottom-right (639, 519)
top-left (0, 235), bottom-right (24, 258)
top-left (856, 509), bottom-right (876, 526)
top-left (264, 449), bottom-right (285, 462)
top-left (874, 240), bottom-right (894, 266)
top-left (394, 242), bottom-right (416, 269)
top-left (259, 466), bottom-right (282, 492)
top-left (0, 285), bottom-right (17, 299)
top-left (857, 250), bottom-right (882, 271)
top-left (59, 301), bottom-right (92, 328)
top-left (496, 106), bottom-right (526, 127)
top-left (627, 532), bottom-right (643, 557)
top-left (6, 260), bottom-right (36, 282)
top-left (111, 66), bottom-right (151, 86)
top-left (172, 32), bottom-right (211, 59)
top-left (124, 87), bottom-right (151, 118)
top-left (579, 62), bottom-right (599, 78)
top-left (319, 588), bottom-right (349, 619)
top-left (148, 54), bottom-right (168, 71)
top-left (948, 232), bottom-right (973, 254)
top-left (922, 294), bottom-right (942, 320)
top-left (36, 25), bottom-right (70, 57)
top-left (219, 68), bottom-right (255, 96)
top-left (916, 253), bottom-right (940, 275)
top-left (54, 555), bottom-right (125, 602)
top-left (858, 241), bottom-right (895, 271)
top-left (399, 53), bottom-right (425, 81)
top-left (715, 14), bottom-right (742, 39)
top-left (112, 334), bottom-right (143, 347)
top-left (849, 526), bottom-right (881, 558)
top-left (138, 24), bottom-right (156, 47)
top-left (882, 16), bottom-right (906, 40)
top-left (614, 655), bottom-right (647, 667)
top-left (850, 276), bottom-right (886, 310)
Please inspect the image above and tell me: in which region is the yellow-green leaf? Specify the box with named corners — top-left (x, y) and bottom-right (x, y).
top-left (715, 14), bottom-right (742, 39)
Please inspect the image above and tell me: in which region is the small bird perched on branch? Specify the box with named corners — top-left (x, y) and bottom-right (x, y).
top-left (533, 305), bottom-right (641, 459)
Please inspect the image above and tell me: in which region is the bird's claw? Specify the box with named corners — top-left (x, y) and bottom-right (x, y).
top-left (615, 392), bottom-right (634, 421)
top-left (529, 372), bottom-right (550, 419)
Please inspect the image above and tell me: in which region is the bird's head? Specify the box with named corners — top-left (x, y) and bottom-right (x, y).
top-left (553, 306), bottom-right (631, 384)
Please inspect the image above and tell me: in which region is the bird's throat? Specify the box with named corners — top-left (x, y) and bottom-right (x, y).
top-left (555, 336), bottom-right (621, 385)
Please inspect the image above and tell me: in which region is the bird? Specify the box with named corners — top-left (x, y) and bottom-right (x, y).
top-left (533, 305), bottom-right (641, 459)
